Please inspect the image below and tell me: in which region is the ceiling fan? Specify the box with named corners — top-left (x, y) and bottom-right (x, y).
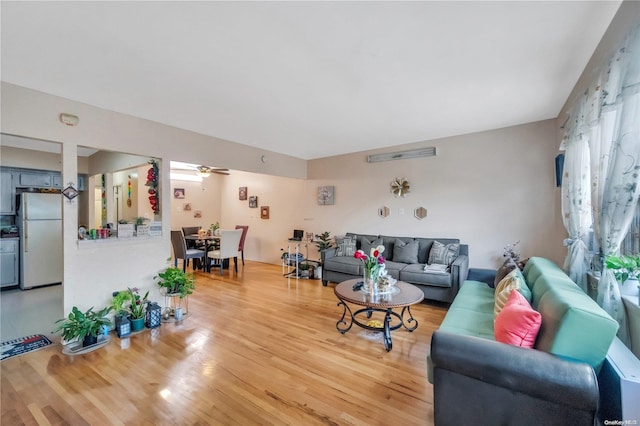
top-left (196, 165), bottom-right (230, 176)
top-left (170, 161), bottom-right (230, 177)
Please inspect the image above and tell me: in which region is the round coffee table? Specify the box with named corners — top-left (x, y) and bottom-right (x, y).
top-left (334, 278), bottom-right (424, 351)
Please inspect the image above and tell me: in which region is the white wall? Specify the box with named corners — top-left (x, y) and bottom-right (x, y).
top-left (220, 171), bottom-right (307, 264)
top-left (167, 119), bottom-right (566, 269)
top-left (170, 174), bottom-right (223, 232)
top-left (305, 120), bottom-right (566, 268)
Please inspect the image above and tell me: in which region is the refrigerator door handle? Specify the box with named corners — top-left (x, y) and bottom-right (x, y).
top-left (24, 222), bottom-right (28, 253)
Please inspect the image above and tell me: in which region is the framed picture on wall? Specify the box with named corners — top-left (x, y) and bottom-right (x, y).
top-left (261, 206), bottom-right (270, 219)
top-left (249, 196), bottom-right (258, 208)
top-left (174, 188), bottom-right (185, 199)
top-left (239, 187), bottom-right (248, 200)
top-left (317, 186), bottom-right (335, 205)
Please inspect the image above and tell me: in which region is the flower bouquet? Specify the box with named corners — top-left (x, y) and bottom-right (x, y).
top-left (354, 244), bottom-right (385, 292)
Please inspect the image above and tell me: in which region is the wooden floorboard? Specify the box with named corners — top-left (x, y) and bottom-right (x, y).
top-left (1, 261), bottom-right (448, 425)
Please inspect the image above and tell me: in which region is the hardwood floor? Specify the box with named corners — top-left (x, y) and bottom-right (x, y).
top-left (1, 261), bottom-right (448, 425)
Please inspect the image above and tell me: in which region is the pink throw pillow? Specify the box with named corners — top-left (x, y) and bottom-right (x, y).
top-left (494, 289), bottom-right (542, 348)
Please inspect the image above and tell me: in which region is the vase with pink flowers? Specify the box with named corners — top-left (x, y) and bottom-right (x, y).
top-left (354, 245), bottom-right (386, 293)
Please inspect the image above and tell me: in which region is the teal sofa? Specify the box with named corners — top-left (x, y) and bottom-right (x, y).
top-left (429, 257), bottom-right (619, 425)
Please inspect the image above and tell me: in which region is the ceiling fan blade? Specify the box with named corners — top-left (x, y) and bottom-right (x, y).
top-left (213, 170), bottom-right (230, 175)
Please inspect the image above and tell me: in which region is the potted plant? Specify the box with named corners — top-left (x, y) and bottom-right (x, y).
top-left (299, 262), bottom-right (311, 278)
top-left (134, 216), bottom-right (148, 228)
top-left (53, 306), bottom-right (112, 347)
top-left (127, 287), bottom-right (149, 331)
top-left (155, 265), bottom-right (196, 315)
top-left (110, 290), bottom-right (131, 317)
top-left (210, 221), bottom-right (220, 236)
top-left (315, 231), bottom-right (334, 252)
top-left (605, 254), bottom-right (640, 296)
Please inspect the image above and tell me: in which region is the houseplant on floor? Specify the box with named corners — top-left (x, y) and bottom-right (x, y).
top-left (110, 290), bottom-right (133, 337)
top-left (53, 306), bottom-right (112, 347)
top-left (155, 264), bottom-right (196, 317)
top-left (127, 287), bottom-right (149, 331)
top-left (314, 231), bottom-right (334, 279)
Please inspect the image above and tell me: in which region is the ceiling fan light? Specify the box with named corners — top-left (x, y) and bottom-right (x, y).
top-left (197, 170), bottom-right (211, 178)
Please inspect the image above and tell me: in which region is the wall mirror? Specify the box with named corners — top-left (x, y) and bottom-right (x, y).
top-left (378, 206), bottom-right (390, 218)
top-left (414, 207), bottom-right (427, 220)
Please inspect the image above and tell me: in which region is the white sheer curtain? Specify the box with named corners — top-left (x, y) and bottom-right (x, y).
top-left (562, 25), bottom-right (640, 344)
top-left (561, 119), bottom-right (592, 292)
top-left (591, 27), bottom-right (640, 344)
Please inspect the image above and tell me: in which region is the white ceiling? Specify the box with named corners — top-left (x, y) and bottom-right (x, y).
top-left (1, 1), bottom-right (621, 160)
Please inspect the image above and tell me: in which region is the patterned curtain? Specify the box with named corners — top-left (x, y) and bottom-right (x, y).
top-left (562, 94), bottom-right (592, 293)
top-left (562, 25), bottom-right (640, 343)
top-left (561, 129), bottom-right (592, 292)
top-left (590, 26), bottom-right (640, 344)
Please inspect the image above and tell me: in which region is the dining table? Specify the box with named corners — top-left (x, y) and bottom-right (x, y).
top-left (184, 234), bottom-right (220, 272)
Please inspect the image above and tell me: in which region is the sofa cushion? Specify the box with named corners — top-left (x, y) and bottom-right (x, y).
top-left (494, 258), bottom-right (518, 288)
top-left (439, 280), bottom-right (495, 339)
top-left (428, 240), bottom-right (460, 265)
top-left (494, 289), bottom-right (542, 348)
top-left (380, 235), bottom-right (411, 262)
top-left (494, 269), bottom-right (531, 318)
top-left (534, 286), bottom-right (619, 369)
top-left (323, 256), bottom-right (362, 276)
top-left (360, 236), bottom-right (384, 257)
top-left (393, 239), bottom-right (419, 264)
top-left (400, 264), bottom-right (452, 287)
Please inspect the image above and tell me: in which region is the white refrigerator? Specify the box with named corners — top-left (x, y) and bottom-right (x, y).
top-left (17, 193), bottom-right (63, 289)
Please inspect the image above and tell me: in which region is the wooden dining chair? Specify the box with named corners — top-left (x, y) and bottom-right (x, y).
top-left (207, 229), bottom-right (243, 276)
top-left (235, 225), bottom-right (249, 266)
top-left (170, 230), bottom-right (205, 272)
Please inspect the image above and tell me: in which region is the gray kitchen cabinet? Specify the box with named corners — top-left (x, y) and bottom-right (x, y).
top-left (19, 171), bottom-right (52, 188)
top-left (0, 171), bottom-right (14, 214)
top-left (52, 173), bottom-right (62, 189)
top-left (0, 238), bottom-right (19, 287)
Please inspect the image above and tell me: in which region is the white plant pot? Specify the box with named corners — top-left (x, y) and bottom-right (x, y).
top-left (621, 278), bottom-right (640, 297)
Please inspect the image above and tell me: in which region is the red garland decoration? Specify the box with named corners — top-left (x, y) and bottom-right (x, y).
top-left (145, 160), bottom-right (160, 215)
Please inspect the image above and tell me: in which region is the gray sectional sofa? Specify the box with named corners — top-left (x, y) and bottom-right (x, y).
top-left (321, 232), bottom-right (469, 303)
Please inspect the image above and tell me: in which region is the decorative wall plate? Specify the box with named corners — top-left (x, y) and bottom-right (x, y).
top-left (378, 206), bottom-right (390, 218)
top-left (415, 207), bottom-right (427, 220)
top-left (391, 178), bottom-right (410, 198)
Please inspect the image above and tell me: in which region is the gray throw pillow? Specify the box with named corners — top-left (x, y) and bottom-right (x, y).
top-left (494, 258), bottom-right (518, 288)
top-left (428, 240), bottom-right (460, 266)
top-left (393, 239), bottom-right (419, 264)
top-left (361, 237), bottom-right (383, 256)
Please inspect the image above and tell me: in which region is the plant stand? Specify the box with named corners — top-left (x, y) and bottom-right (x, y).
top-left (162, 293), bottom-right (190, 322)
top-left (62, 335), bottom-right (110, 355)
